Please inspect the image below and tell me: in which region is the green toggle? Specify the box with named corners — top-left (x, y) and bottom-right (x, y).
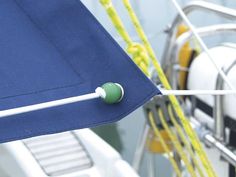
top-left (101, 82), bottom-right (124, 104)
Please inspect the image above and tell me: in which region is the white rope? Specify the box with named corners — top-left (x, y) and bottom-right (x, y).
top-left (171, 0), bottom-right (236, 91)
top-left (1, 88), bottom-right (234, 118)
top-left (161, 89), bottom-right (236, 96)
top-left (0, 89), bottom-right (105, 118)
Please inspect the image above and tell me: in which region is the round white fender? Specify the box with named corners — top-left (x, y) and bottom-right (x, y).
top-left (187, 44), bottom-right (236, 121)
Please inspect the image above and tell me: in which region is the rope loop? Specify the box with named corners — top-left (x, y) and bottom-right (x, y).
top-left (127, 43), bottom-right (149, 75)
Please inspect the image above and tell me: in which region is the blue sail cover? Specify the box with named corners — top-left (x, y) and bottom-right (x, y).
top-left (0, 0), bottom-right (160, 143)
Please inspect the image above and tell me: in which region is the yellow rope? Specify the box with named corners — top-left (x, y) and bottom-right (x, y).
top-left (157, 108), bottom-right (197, 177)
top-left (100, 1), bottom-right (216, 176)
top-left (167, 105), bottom-right (205, 177)
top-left (148, 112), bottom-right (182, 177)
top-left (100, 0), bottom-right (132, 45)
top-left (100, 2), bottom-right (183, 176)
top-left (100, 0), bottom-right (149, 76)
top-left (127, 43), bottom-right (149, 76)
top-left (121, 1), bottom-right (216, 176)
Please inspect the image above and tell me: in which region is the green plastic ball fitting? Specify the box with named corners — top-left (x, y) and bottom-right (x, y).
top-left (95, 82), bottom-right (124, 104)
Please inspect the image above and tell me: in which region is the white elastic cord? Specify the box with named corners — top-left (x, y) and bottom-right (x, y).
top-left (161, 89), bottom-right (236, 96)
top-left (0, 90), bottom-right (101, 118)
top-left (171, 0), bottom-right (236, 90)
top-left (95, 87), bottom-right (106, 99)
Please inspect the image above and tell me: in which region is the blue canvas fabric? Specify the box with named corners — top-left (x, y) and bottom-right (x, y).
top-left (0, 0), bottom-right (160, 143)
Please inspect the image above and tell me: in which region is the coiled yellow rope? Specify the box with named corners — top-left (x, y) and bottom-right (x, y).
top-left (121, 1), bottom-right (216, 176)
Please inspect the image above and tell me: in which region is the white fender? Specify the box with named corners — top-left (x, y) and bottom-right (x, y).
top-left (187, 44), bottom-right (236, 120)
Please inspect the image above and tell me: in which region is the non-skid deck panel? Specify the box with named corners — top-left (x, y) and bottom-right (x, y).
top-left (23, 132), bottom-right (93, 176)
top-left (0, 0), bottom-right (160, 143)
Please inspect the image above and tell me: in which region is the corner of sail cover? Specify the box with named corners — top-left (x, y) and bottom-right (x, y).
top-left (0, 0), bottom-right (160, 143)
